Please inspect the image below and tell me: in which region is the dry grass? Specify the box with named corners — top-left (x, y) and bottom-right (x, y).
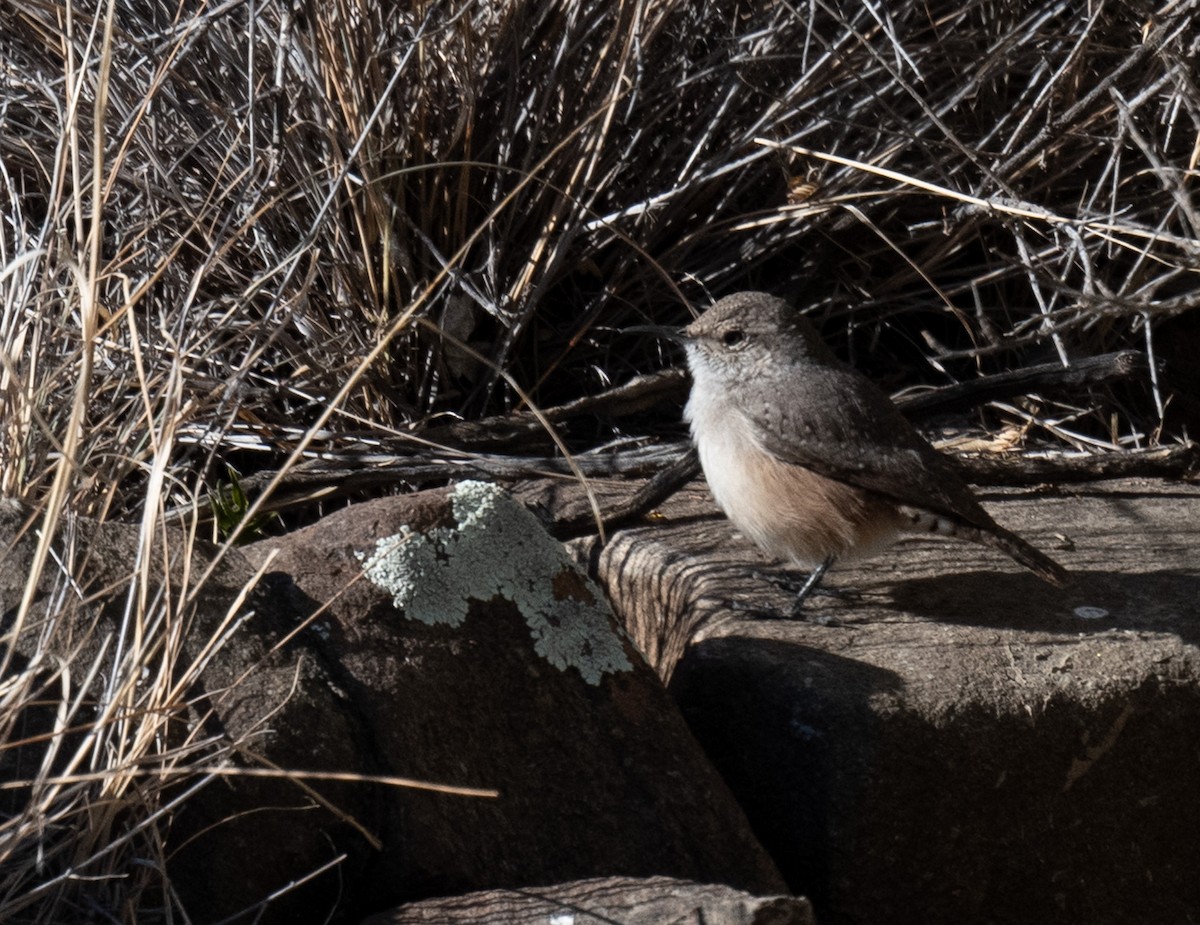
top-left (1, 0), bottom-right (1198, 920)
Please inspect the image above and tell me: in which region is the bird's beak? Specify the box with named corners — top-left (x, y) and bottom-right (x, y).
top-left (623, 323), bottom-right (688, 344)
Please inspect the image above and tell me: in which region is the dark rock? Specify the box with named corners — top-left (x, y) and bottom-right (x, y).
top-left (1, 484), bottom-right (789, 924)
top-left (359, 875), bottom-right (814, 925)
top-left (225, 481), bottom-right (785, 919)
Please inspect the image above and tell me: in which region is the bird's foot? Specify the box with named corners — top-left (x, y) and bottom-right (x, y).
top-left (722, 557), bottom-right (848, 623)
top-left (754, 570), bottom-right (862, 603)
top-left (756, 556), bottom-right (859, 614)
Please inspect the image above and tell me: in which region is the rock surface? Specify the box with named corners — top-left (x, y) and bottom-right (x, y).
top-left (569, 476), bottom-right (1200, 925)
top-left (1, 485), bottom-right (788, 924)
top-left (359, 875), bottom-right (814, 924)
top-left (228, 482), bottom-right (785, 920)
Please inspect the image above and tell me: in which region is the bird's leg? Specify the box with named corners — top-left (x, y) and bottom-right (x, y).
top-left (787, 555), bottom-right (835, 618)
top-left (747, 555), bottom-right (856, 615)
top-left (731, 556), bottom-right (849, 621)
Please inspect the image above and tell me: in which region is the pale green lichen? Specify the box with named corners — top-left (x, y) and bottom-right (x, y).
top-left (356, 480), bottom-right (631, 685)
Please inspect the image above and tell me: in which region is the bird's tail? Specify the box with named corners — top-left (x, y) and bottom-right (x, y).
top-left (978, 523), bottom-right (1070, 587)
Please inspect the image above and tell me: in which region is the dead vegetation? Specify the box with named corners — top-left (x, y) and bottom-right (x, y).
top-left (1, 0), bottom-right (1198, 920)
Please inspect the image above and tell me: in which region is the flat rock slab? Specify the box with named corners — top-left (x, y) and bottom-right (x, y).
top-left (360, 875), bottom-right (814, 924)
top-left (558, 476), bottom-right (1200, 925)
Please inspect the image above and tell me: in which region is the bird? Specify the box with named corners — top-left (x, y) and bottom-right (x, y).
top-left (678, 291), bottom-right (1069, 615)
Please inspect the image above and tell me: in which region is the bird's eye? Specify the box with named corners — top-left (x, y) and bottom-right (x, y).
top-left (721, 329), bottom-right (746, 348)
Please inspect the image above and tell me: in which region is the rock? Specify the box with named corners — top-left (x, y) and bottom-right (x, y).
top-left (579, 476), bottom-right (1200, 925)
top-left (359, 875), bottom-right (814, 924)
top-left (1, 484), bottom-right (788, 924)
top-left (229, 481), bottom-right (785, 920)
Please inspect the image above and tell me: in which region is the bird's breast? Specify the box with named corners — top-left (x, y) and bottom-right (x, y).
top-left (686, 385), bottom-right (904, 568)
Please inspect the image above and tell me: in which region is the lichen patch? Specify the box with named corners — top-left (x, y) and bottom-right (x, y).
top-left (357, 481), bottom-right (632, 685)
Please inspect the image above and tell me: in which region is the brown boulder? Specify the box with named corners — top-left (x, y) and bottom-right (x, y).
top-left (225, 481), bottom-right (785, 920)
top-left (2, 484), bottom-right (787, 924)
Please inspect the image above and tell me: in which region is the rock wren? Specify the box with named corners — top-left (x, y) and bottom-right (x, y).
top-left (681, 291), bottom-right (1068, 614)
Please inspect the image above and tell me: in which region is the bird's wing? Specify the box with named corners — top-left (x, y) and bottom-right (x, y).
top-left (744, 364), bottom-right (998, 531)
